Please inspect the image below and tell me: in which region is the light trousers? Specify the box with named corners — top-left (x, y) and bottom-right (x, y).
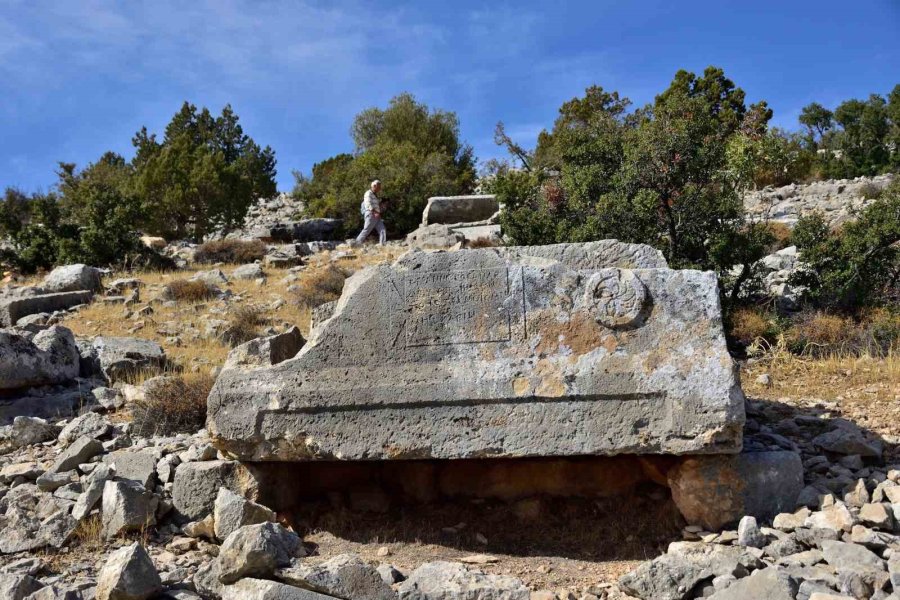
top-left (356, 212), bottom-right (387, 245)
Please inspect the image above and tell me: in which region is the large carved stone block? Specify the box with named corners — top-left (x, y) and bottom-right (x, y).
top-left (421, 195), bottom-right (499, 226)
top-left (208, 241), bottom-right (744, 461)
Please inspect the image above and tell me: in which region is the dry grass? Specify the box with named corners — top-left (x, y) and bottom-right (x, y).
top-left (786, 312), bottom-right (856, 352)
top-left (729, 307), bottom-right (778, 346)
top-left (195, 239), bottom-right (266, 264)
top-left (70, 513), bottom-right (105, 551)
top-left (165, 279), bottom-right (218, 302)
top-left (57, 246), bottom-right (403, 377)
top-left (782, 310), bottom-right (900, 358)
top-left (744, 347), bottom-right (900, 440)
top-left (765, 221), bottom-right (793, 250)
top-left (222, 305), bottom-right (267, 347)
top-left (293, 265), bottom-right (349, 310)
top-left (131, 373), bottom-right (215, 436)
top-left (466, 237), bottom-right (500, 249)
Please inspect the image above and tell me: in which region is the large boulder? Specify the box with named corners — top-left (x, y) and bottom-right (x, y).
top-left (57, 412), bottom-right (111, 446)
top-left (217, 522), bottom-right (302, 584)
top-left (0, 417), bottom-right (60, 453)
top-left (397, 561), bottom-right (529, 599)
top-left (233, 263), bottom-right (265, 280)
top-left (221, 578), bottom-right (337, 600)
top-left (619, 541), bottom-right (764, 600)
top-left (707, 567), bottom-right (798, 600)
top-left (72, 464), bottom-right (114, 520)
top-left (104, 449), bottom-right (157, 489)
top-left (0, 574), bottom-right (43, 600)
top-left (41, 264), bottom-right (102, 293)
top-left (88, 337), bottom-right (166, 383)
top-left (95, 542), bottom-right (162, 600)
top-left (101, 480), bottom-right (159, 539)
top-left (48, 435), bottom-right (103, 474)
top-left (208, 241), bottom-right (743, 461)
top-left (213, 487), bottom-right (275, 541)
top-left (405, 224), bottom-right (465, 250)
top-left (172, 460), bottom-right (258, 521)
top-left (421, 195), bottom-right (499, 226)
top-left (0, 326), bottom-right (80, 390)
top-left (275, 553), bottom-right (395, 600)
top-left (668, 451), bottom-right (804, 530)
top-left (222, 327), bottom-right (305, 371)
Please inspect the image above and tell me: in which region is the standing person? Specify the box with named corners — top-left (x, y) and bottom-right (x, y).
top-left (354, 180), bottom-right (387, 246)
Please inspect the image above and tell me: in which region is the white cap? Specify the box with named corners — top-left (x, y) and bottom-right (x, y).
top-left (371, 180), bottom-right (381, 188)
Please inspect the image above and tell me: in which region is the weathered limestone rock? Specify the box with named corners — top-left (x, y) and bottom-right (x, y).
top-left (405, 224), bottom-right (465, 250)
top-left (233, 263), bottom-right (265, 280)
top-left (275, 553), bottom-right (395, 600)
top-left (172, 460), bottom-right (258, 521)
top-left (191, 269), bottom-right (229, 286)
top-left (0, 290), bottom-right (93, 327)
top-left (89, 337), bottom-right (166, 383)
top-left (209, 242), bottom-right (743, 461)
top-left (104, 449), bottom-right (157, 489)
top-left (619, 541), bottom-right (763, 600)
top-left (95, 543), bottom-right (162, 600)
top-left (213, 487), bottom-right (275, 541)
top-left (0, 574), bottom-right (44, 600)
top-left (48, 435), bottom-right (103, 474)
top-left (707, 567), bottom-right (799, 600)
top-left (0, 486), bottom-right (77, 553)
top-left (496, 240), bottom-right (667, 269)
top-left (0, 417), bottom-right (60, 453)
top-left (217, 522), bottom-right (302, 584)
top-left (668, 451), bottom-right (804, 530)
top-left (737, 516), bottom-right (766, 548)
top-left (57, 412), bottom-right (110, 446)
top-left (221, 578), bottom-right (336, 600)
top-left (421, 195), bottom-right (499, 225)
top-left (821, 540), bottom-right (886, 576)
top-left (397, 561), bottom-right (529, 600)
top-left (101, 480), bottom-right (159, 539)
top-left (72, 464), bottom-right (114, 520)
top-left (222, 327), bottom-right (305, 370)
top-left (0, 326), bottom-right (80, 390)
top-left (42, 264), bottom-right (103, 293)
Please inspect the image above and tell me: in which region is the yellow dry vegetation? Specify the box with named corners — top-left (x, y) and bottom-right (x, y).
top-left (56, 245), bottom-right (404, 374)
top-left (744, 347), bottom-right (900, 438)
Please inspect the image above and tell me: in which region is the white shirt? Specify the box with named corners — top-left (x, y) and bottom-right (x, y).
top-left (362, 189), bottom-right (381, 214)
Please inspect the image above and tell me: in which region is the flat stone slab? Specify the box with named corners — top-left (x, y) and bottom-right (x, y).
top-left (208, 241), bottom-right (744, 461)
top-left (421, 195), bottom-right (499, 226)
top-left (0, 290), bottom-right (93, 327)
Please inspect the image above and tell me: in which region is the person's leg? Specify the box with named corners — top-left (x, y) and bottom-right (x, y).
top-left (355, 213), bottom-right (375, 245)
top-left (375, 219), bottom-right (387, 245)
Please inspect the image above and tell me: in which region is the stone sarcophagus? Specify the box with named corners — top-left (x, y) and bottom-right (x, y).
top-left (208, 241), bottom-right (745, 461)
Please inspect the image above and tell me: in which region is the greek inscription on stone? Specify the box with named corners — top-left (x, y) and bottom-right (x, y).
top-left (402, 268), bottom-right (511, 346)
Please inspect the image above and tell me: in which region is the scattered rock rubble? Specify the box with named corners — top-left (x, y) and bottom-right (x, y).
top-left (0, 182), bottom-right (897, 599)
top-left (744, 174), bottom-right (894, 227)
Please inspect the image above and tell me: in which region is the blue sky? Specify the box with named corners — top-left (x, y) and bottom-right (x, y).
top-left (2, 0), bottom-right (899, 193)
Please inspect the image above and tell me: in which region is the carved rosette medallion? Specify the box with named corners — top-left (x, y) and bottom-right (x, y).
top-left (584, 269), bottom-right (647, 328)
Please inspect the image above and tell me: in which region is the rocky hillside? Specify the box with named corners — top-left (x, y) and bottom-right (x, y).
top-left (744, 174), bottom-right (895, 227)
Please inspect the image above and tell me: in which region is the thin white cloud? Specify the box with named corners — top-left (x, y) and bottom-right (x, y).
top-left (0, 0), bottom-right (445, 108)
